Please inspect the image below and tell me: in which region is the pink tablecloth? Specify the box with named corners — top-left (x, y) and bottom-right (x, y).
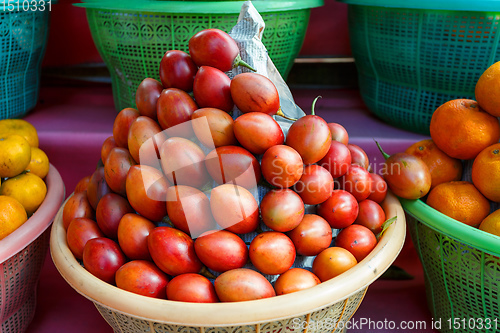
top-left (24, 84), bottom-right (436, 333)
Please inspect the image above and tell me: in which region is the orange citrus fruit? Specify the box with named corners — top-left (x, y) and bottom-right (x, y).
top-left (471, 142), bottom-right (500, 202)
top-left (479, 209), bottom-right (500, 237)
top-left (426, 181), bottom-right (490, 227)
top-left (429, 99), bottom-right (500, 160)
top-left (0, 173), bottom-right (47, 216)
top-left (0, 134), bottom-right (32, 178)
top-left (26, 147), bottom-right (50, 179)
top-left (475, 61), bottom-right (500, 117)
top-left (405, 139), bottom-right (463, 189)
top-left (0, 195), bottom-right (28, 240)
top-left (0, 119), bottom-right (39, 147)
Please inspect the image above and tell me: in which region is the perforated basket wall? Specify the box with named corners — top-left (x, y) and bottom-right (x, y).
top-left (84, 6), bottom-right (311, 111)
top-left (0, 229), bottom-right (50, 333)
top-left (0, 7), bottom-right (51, 120)
top-left (404, 205), bottom-right (500, 333)
top-left (346, 5), bottom-right (500, 134)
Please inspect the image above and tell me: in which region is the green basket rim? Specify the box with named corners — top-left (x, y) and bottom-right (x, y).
top-left (338, 0), bottom-right (500, 12)
top-left (74, 0), bottom-right (323, 13)
top-left (400, 198), bottom-right (500, 256)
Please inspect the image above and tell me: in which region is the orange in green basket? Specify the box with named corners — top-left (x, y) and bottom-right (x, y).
top-left (0, 195), bottom-right (28, 240)
top-left (471, 142), bottom-right (500, 203)
top-left (426, 181), bottom-right (490, 227)
top-left (405, 139), bottom-right (463, 189)
top-left (429, 99), bottom-right (500, 160)
top-left (475, 61), bottom-right (500, 117)
top-left (479, 209), bottom-right (500, 237)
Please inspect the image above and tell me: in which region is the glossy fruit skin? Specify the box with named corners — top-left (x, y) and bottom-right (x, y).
top-left (230, 73), bottom-right (280, 115)
top-left (312, 247), bottom-right (357, 282)
top-left (125, 165), bottom-right (169, 222)
top-left (127, 116), bottom-right (167, 166)
top-left (287, 214), bottom-right (333, 256)
top-left (205, 145), bottom-right (261, 189)
top-left (117, 213), bottom-right (155, 260)
top-left (347, 144), bottom-right (370, 170)
top-left (194, 230), bottom-right (248, 273)
top-left (383, 152), bottom-right (432, 199)
top-left (214, 268), bottom-right (276, 302)
top-left (274, 268), bottom-right (321, 295)
top-left (317, 190), bottom-right (359, 229)
top-left (166, 273), bottom-right (218, 303)
top-left (354, 199), bottom-right (386, 234)
top-left (233, 112), bottom-right (284, 154)
top-left (115, 260), bottom-right (169, 299)
top-left (193, 66), bottom-right (233, 112)
top-left (285, 114), bottom-right (331, 165)
top-left (367, 173), bottom-right (388, 204)
top-left (318, 140), bottom-right (352, 178)
top-left (66, 217), bottom-right (104, 260)
top-left (101, 136), bottom-right (118, 163)
top-left (159, 137), bottom-right (209, 188)
top-left (339, 164), bottom-right (374, 202)
top-left (113, 108), bottom-right (140, 149)
top-left (148, 226), bottom-right (202, 276)
top-left (327, 123), bottom-right (349, 145)
top-left (261, 145), bottom-right (303, 188)
top-left (159, 50), bottom-right (197, 92)
top-left (191, 107), bottom-right (237, 148)
top-left (83, 237), bottom-right (127, 285)
top-left (62, 191), bottom-right (94, 230)
top-left (209, 184), bottom-right (259, 234)
top-left (104, 147), bottom-right (136, 196)
top-left (294, 164), bottom-right (334, 205)
top-left (249, 231), bottom-right (296, 275)
top-left (335, 224), bottom-right (377, 262)
top-left (95, 193), bottom-right (134, 239)
top-left (135, 78), bottom-right (163, 120)
top-left (74, 176), bottom-right (91, 194)
top-left (166, 185), bottom-right (215, 237)
top-left (86, 167), bottom-right (113, 210)
top-left (260, 189), bottom-right (304, 232)
top-left (156, 88), bottom-right (198, 138)
top-left (188, 28), bottom-right (240, 72)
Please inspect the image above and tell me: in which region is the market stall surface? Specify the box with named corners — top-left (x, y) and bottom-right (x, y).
top-left (25, 83), bottom-right (438, 333)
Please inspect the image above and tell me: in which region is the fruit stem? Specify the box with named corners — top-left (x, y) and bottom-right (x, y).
top-left (311, 96), bottom-right (322, 115)
top-left (233, 54), bottom-right (256, 72)
top-left (276, 108), bottom-right (298, 122)
top-left (375, 140), bottom-right (391, 160)
top-left (199, 266), bottom-right (217, 280)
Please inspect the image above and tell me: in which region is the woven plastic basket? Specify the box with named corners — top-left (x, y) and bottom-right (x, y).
top-left (0, 165), bottom-right (65, 332)
top-left (74, 0), bottom-right (322, 112)
top-left (401, 198), bottom-right (500, 333)
top-left (50, 191), bottom-right (405, 333)
top-left (339, 0), bottom-right (500, 134)
top-left (0, 3), bottom-right (52, 120)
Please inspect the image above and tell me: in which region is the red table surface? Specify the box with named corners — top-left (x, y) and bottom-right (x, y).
top-left (22, 83), bottom-right (438, 333)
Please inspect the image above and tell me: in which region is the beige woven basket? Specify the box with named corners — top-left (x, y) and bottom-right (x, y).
top-left (50, 191), bottom-right (405, 333)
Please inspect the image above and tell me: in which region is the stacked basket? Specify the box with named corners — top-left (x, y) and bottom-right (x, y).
top-left (0, 1), bottom-right (52, 120)
top-left (339, 0), bottom-right (500, 134)
top-left (75, 0), bottom-right (322, 112)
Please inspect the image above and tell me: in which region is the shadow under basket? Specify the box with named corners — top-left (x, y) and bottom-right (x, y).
top-left (0, 165), bottom-right (65, 332)
top-left (75, 0), bottom-right (322, 112)
top-left (402, 198), bottom-right (500, 333)
top-left (50, 192), bottom-right (406, 333)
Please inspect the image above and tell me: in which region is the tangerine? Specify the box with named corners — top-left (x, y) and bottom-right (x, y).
top-left (0, 134), bottom-right (32, 178)
top-left (0, 119), bottom-right (39, 147)
top-left (0, 173), bottom-right (47, 216)
top-left (26, 147), bottom-right (50, 179)
top-left (479, 209), bottom-right (500, 237)
top-left (429, 99), bottom-right (500, 160)
top-left (405, 139), bottom-right (463, 189)
top-left (426, 181), bottom-right (490, 227)
top-left (0, 195), bottom-right (28, 240)
top-left (471, 142), bottom-right (500, 203)
top-left (475, 61), bottom-right (500, 117)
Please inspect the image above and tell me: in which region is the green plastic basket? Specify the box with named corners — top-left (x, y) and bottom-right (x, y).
top-left (75, 0), bottom-right (322, 112)
top-left (401, 198), bottom-right (500, 333)
top-left (339, 0), bottom-right (500, 134)
top-left (0, 3), bottom-right (52, 120)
